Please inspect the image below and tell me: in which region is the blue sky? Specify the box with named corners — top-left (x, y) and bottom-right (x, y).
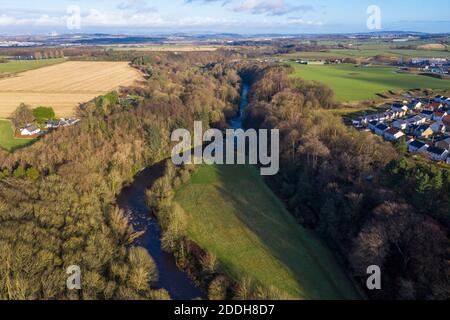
top-left (0, 0), bottom-right (449, 34)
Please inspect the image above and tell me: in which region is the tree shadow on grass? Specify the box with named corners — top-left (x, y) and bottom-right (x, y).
top-left (212, 164), bottom-right (361, 300)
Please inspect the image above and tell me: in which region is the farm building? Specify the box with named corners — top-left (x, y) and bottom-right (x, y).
top-left (392, 102), bottom-right (409, 113)
top-left (20, 124), bottom-right (41, 136)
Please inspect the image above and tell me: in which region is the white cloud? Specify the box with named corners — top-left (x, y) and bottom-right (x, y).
top-left (0, 3), bottom-right (323, 30)
top-left (234, 0), bottom-right (314, 16)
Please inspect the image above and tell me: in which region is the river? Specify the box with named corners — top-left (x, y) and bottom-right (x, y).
top-left (116, 162), bottom-right (205, 300)
top-left (116, 83), bottom-right (250, 300)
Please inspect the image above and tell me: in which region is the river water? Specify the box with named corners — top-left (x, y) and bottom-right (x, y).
top-left (116, 83), bottom-right (250, 300)
top-left (116, 162), bottom-right (205, 300)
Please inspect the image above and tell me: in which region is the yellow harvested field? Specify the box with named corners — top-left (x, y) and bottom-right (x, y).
top-left (0, 61), bottom-right (143, 118)
top-left (417, 43), bottom-right (447, 50)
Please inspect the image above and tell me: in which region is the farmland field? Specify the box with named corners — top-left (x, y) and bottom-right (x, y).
top-left (280, 47), bottom-right (450, 60)
top-left (291, 63), bottom-right (450, 102)
top-left (0, 58), bottom-right (65, 75)
top-left (0, 61), bottom-right (142, 118)
top-left (174, 164), bottom-right (361, 300)
top-left (110, 45), bottom-right (220, 52)
top-left (0, 119), bottom-right (34, 151)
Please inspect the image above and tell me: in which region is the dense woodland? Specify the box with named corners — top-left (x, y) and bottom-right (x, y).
top-left (0, 51), bottom-right (240, 299)
top-left (241, 64), bottom-right (450, 300)
top-left (0, 49), bottom-right (448, 300)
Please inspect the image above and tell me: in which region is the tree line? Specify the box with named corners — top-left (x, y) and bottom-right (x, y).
top-left (0, 51), bottom-right (241, 299)
top-left (240, 63), bottom-right (450, 300)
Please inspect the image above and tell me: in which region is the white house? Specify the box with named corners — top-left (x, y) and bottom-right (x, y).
top-left (393, 119), bottom-right (408, 130)
top-left (408, 140), bottom-right (429, 153)
top-left (20, 124), bottom-right (41, 136)
top-left (407, 115), bottom-right (427, 126)
top-left (427, 147), bottom-right (449, 161)
top-left (392, 102), bottom-right (408, 113)
top-left (384, 128), bottom-right (405, 142)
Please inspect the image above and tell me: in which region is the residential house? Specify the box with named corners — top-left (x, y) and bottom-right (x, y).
top-left (368, 120), bottom-right (379, 131)
top-left (408, 140), bottom-right (429, 153)
top-left (408, 100), bottom-right (422, 110)
top-left (384, 128), bottom-right (405, 142)
top-left (431, 102), bottom-right (443, 111)
top-left (431, 121), bottom-right (446, 134)
top-left (374, 123), bottom-right (390, 136)
top-left (433, 111), bottom-right (447, 121)
top-left (20, 124), bottom-right (41, 136)
top-left (434, 95), bottom-right (443, 102)
top-left (443, 115), bottom-right (450, 130)
top-left (405, 136), bottom-right (415, 144)
top-left (426, 146), bottom-right (449, 161)
top-left (436, 137), bottom-right (450, 151)
top-left (406, 115), bottom-right (427, 126)
top-left (420, 110), bottom-right (434, 120)
top-left (392, 102), bottom-right (408, 113)
top-left (393, 119), bottom-right (408, 130)
top-left (413, 124), bottom-right (434, 139)
top-left (65, 118), bottom-right (80, 126)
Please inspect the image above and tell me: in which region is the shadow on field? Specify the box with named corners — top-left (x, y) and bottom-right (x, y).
top-left (213, 164), bottom-right (359, 300)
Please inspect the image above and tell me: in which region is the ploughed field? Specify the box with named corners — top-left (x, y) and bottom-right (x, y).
top-left (174, 164), bottom-right (361, 300)
top-left (0, 61), bottom-right (142, 118)
top-left (291, 63), bottom-right (450, 102)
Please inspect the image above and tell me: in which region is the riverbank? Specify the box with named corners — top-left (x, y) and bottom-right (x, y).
top-left (116, 161), bottom-right (205, 300)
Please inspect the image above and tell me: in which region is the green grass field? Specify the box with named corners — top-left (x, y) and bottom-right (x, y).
top-left (280, 46), bottom-right (449, 61)
top-left (291, 63), bottom-right (450, 102)
top-left (0, 58), bottom-right (65, 75)
top-left (174, 164), bottom-right (361, 300)
top-left (0, 120), bottom-right (35, 152)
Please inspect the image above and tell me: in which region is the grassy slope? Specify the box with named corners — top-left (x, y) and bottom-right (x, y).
top-left (0, 58), bottom-right (66, 75)
top-left (291, 63), bottom-right (450, 102)
top-left (174, 164), bottom-right (361, 300)
top-left (0, 120), bottom-right (34, 152)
